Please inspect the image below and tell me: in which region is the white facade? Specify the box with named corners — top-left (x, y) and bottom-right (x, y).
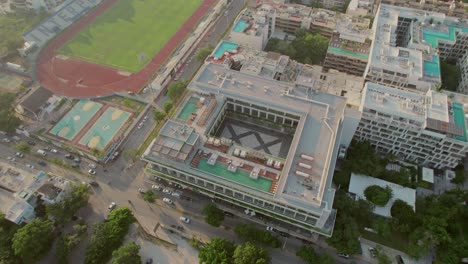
top-left (355, 82), bottom-right (468, 169)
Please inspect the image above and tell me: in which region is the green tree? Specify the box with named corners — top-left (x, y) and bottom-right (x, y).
top-left (153, 110), bottom-right (166, 122)
top-left (46, 183), bottom-right (90, 224)
top-left (202, 204), bottom-right (224, 227)
top-left (112, 242), bottom-right (141, 264)
top-left (163, 100), bottom-right (174, 113)
top-left (234, 224), bottom-right (280, 248)
top-left (296, 246), bottom-right (317, 263)
top-left (85, 208), bottom-right (135, 264)
top-left (452, 169), bottom-right (467, 185)
top-left (440, 60), bottom-right (460, 91)
top-left (196, 46), bottom-right (214, 62)
top-left (13, 141), bottom-right (31, 153)
top-left (167, 81), bottom-right (187, 101)
top-left (199, 238), bottom-right (235, 264)
top-left (233, 242), bottom-right (270, 264)
top-left (143, 191), bottom-right (156, 203)
top-left (11, 219), bottom-right (54, 262)
top-left (372, 218), bottom-right (391, 239)
top-left (390, 199), bottom-right (417, 234)
top-left (0, 92), bottom-right (21, 133)
top-left (122, 148), bottom-right (138, 162)
top-left (364, 185), bottom-right (393, 206)
top-left (291, 29), bottom-right (329, 65)
top-left (0, 213), bottom-right (20, 264)
top-left (56, 232), bottom-right (82, 264)
top-left (376, 247), bottom-right (392, 264)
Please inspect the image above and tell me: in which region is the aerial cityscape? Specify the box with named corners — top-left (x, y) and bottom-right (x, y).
top-left (0, 0), bottom-right (467, 263)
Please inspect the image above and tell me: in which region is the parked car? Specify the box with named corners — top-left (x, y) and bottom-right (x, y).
top-left (27, 141), bottom-right (36, 146)
top-left (223, 211), bottom-right (234, 217)
top-left (395, 255), bottom-right (405, 264)
top-left (171, 191), bottom-right (182, 198)
top-left (153, 176), bottom-right (162, 181)
top-left (162, 189), bottom-right (172, 195)
top-left (145, 258), bottom-right (153, 264)
top-left (51, 149), bottom-right (58, 153)
top-left (368, 247), bottom-right (377, 258)
top-left (37, 149), bottom-right (47, 156)
top-left (138, 188), bottom-right (146, 194)
top-left (88, 163), bottom-right (97, 169)
top-left (2, 138), bottom-right (11, 143)
top-left (162, 198), bottom-right (173, 204)
top-left (108, 202), bottom-right (116, 211)
top-left (338, 253), bottom-right (350, 259)
top-left (37, 160), bottom-right (47, 166)
top-left (15, 152), bottom-right (24, 158)
top-left (65, 154), bottom-right (74, 159)
top-left (152, 184), bottom-right (161, 191)
top-left (266, 226), bottom-right (275, 232)
top-left (26, 164), bottom-right (34, 169)
top-left (88, 169), bottom-right (96, 175)
top-left (74, 157), bottom-right (81, 163)
top-left (279, 231), bottom-right (290, 238)
top-left (6, 157), bottom-right (15, 162)
top-left (179, 216), bottom-right (190, 223)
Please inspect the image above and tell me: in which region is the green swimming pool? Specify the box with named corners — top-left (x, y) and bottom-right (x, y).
top-left (177, 97), bottom-right (199, 121)
top-left (50, 100), bottom-right (103, 140)
top-left (197, 158), bottom-right (273, 192)
top-left (452, 103), bottom-right (467, 142)
top-left (327, 46), bottom-right (369, 60)
top-left (423, 55), bottom-right (440, 77)
top-left (423, 25), bottom-right (468, 48)
top-left (79, 107), bottom-right (131, 150)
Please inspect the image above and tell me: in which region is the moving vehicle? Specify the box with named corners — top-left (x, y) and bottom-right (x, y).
top-left (65, 154), bottom-right (74, 159)
top-left (51, 149), bottom-right (58, 153)
top-left (88, 169), bottom-right (96, 175)
top-left (15, 152), bottom-right (24, 158)
top-left (26, 164), bottom-right (34, 169)
top-left (266, 226), bottom-right (275, 232)
top-left (338, 253), bottom-right (350, 259)
top-left (368, 247), bottom-right (377, 258)
top-left (179, 216), bottom-right (190, 223)
top-left (108, 202), bottom-right (116, 211)
top-left (37, 149), bottom-right (47, 156)
top-left (163, 198), bottom-right (173, 204)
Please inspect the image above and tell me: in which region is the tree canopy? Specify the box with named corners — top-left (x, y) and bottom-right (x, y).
top-left (198, 238), bottom-right (235, 264)
top-left (167, 81), bottom-right (188, 101)
top-left (232, 242), bottom-right (271, 264)
top-left (202, 204), bottom-right (224, 227)
top-left (296, 246), bottom-right (334, 264)
top-left (153, 110), bottom-right (166, 122)
top-left (440, 60), bottom-right (460, 91)
top-left (13, 141), bottom-right (31, 153)
top-left (84, 208), bottom-right (135, 264)
top-left (265, 29), bottom-right (329, 65)
top-left (0, 92), bottom-right (21, 133)
top-left (0, 213), bottom-right (21, 264)
top-left (11, 219), bottom-right (54, 262)
top-left (234, 224), bottom-right (281, 248)
top-left (364, 185), bottom-right (393, 206)
top-left (46, 183), bottom-right (90, 224)
top-left (195, 46), bottom-right (214, 62)
top-left (163, 100), bottom-right (173, 113)
top-left (112, 242), bottom-right (141, 264)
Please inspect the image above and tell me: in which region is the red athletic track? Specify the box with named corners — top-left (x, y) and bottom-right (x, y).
top-left (37, 0), bottom-right (216, 98)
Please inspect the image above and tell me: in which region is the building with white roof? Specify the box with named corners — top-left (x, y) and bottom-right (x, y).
top-left (354, 82), bottom-right (468, 169)
top-left (142, 60), bottom-right (356, 237)
top-left (365, 4), bottom-right (468, 93)
top-left (348, 173), bottom-right (416, 218)
top-left (380, 0), bottom-right (467, 19)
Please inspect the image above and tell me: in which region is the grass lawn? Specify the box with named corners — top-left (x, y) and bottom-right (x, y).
top-left (59, 0), bottom-right (203, 72)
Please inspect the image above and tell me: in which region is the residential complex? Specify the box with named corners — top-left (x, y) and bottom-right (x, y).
top-left (142, 58), bottom-right (354, 237)
top-left (355, 82), bottom-right (468, 169)
top-left (381, 0), bottom-right (468, 19)
top-left (364, 4), bottom-right (468, 93)
top-left (459, 52), bottom-right (468, 94)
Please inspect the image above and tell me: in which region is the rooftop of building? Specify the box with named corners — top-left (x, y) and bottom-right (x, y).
top-left (363, 82), bottom-right (467, 141)
top-left (145, 62), bottom-right (347, 214)
top-left (368, 4), bottom-right (468, 91)
top-left (348, 173), bottom-right (416, 218)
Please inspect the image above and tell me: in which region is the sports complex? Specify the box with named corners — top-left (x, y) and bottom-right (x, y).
top-left (37, 0), bottom-right (216, 98)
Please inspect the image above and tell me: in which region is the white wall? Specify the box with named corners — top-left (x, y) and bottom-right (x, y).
top-left (341, 108), bottom-right (362, 147)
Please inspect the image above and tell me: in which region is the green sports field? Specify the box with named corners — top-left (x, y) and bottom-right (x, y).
top-left (59, 0), bottom-right (203, 72)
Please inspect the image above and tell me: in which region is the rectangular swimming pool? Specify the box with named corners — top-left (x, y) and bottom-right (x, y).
top-left (327, 46), bottom-right (369, 60)
top-left (452, 103), bottom-right (467, 142)
top-left (177, 97), bottom-right (199, 121)
top-left (213, 41), bottom-right (239, 58)
top-left (233, 19), bottom-right (249, 33)
top-left (423, 55), bottom-right (440, 77)
top-left (79, 107), bottom-right (131, 150)
top-left (50, 100), bottom-right (103, 140)
top-left (197, 158), bottom-right (273, 193)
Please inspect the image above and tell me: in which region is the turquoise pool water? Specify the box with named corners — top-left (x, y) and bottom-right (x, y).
top-left (423, 55), bottom-right (440, 77)
top-left (233, 19), bottom-right (249, 33)
top-left (213, 41), bottom-right (239, 58)
top-left (197, 158), bottom-right (273, 193)
top-left (50, 100), bottom-right (103, 140)
top-left (423, 25), bottom-right (468, 48)
top-left (452, 103), bottom-right (467, 142)
top-left (177, 97), bottom-right (199, 121)
top-left (79, 107), bottom-right (131, 150)
top-left (328, 46), bottom-right (369, 60)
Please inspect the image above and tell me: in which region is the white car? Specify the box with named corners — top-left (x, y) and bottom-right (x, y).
top-left (171, 191), bottom-right (182, 198)
top-left (88, 169), bottom-right (96, 175)
top-left (179, 216), bottom-right (190, 223)
top-left (51, 149), bottom-right (58, 153)
top-left (26, 164), bottom-right (34, 169)
top-left (108, 202), bottom-right (116, 211)
top-left (2, 138), bottom-right (11, 143)
top-left (266, 226), bottom-right (275, 232)
top-left (162, 189), bottom-right (172, 195)
top-left (6, 157), bottom-right (16, 162)
top-left (15, 152), bottom-right (24, 158)
top-left (138, 188), bottom-right (146, 194)
top-left (88, 163), bottom-right (97, 169)
top-left (152, 184), bottom-right (161, 191)
top-left (162, 198), bottom-right (173, 204)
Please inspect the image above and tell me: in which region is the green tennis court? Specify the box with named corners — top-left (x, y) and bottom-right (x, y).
top-left (59, 0), bottom-right (203, 72)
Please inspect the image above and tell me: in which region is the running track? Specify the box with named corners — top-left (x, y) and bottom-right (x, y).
top-left (37, 0), bottom-right (216, 98)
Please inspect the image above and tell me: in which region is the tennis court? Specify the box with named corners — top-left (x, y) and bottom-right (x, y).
top-left (78, 106), bottom-right (131, 150)
top-left (50, 100), bottom-right (103, 140)
top-left (0, 72), bottom-right (24, 92)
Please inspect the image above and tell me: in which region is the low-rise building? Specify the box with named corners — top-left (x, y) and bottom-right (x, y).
top-left (380, 0), bottom-right (467, 19)
top-left (355, 82), bottom-right (468, 169)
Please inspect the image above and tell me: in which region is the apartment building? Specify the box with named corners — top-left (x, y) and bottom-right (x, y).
top-left (346, 0), bottom-right (376, 16)
top-left (323, 15), bottom-right (372, 76)
top-left (229, 8), bottom-right (270, 50)
top-left (142, 59), bottom-right (352, 237)
top-left (459, 52), bottom-right (468, 94)
top-left (364, 4), bottom-right (468, 93)
top-left (381, 0), bottom-right (467, 19)
top-left (355, 82), bottom-right (468, 169)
